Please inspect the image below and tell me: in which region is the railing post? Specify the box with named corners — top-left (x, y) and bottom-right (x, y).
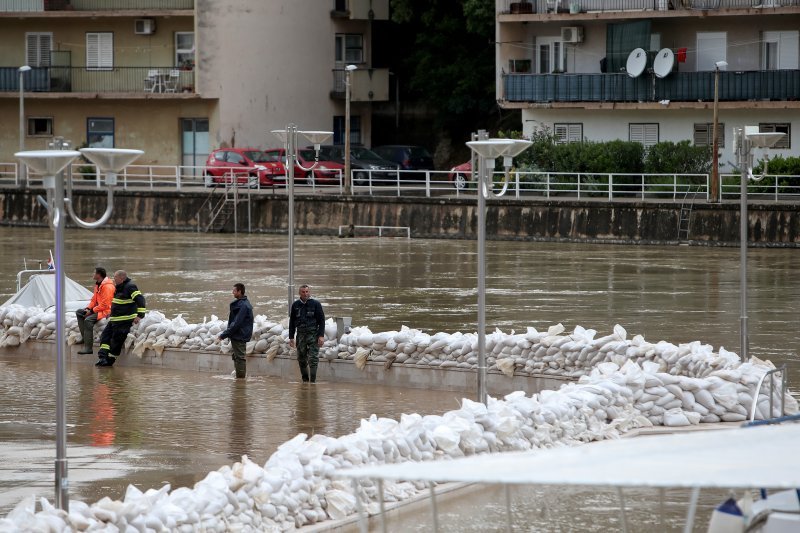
top-left (515, 170), bottom-right (520, 199)
top-left (775, 175), bottom-right (778, 202)
top-left (706, 173), bottom-right (711, 201)
top-left (577, 173), bottom-right (581, 199)
top-left (608, 174), bottom-right (613, 200)
top-left (368, 171), bottom-right (373, 196)
top-left (396, 171), bottom-right (401, 197)
top-left (149, 166), bottom-right (154, 190)
top-left (176, 166), bottom-right (181, 192)
top-left (674, 174), bottom-right (677, 200)
top-left (546, 173), bottom-right (550, 198)
top-left (425, 171), bottom-right (430, 198)
top-left (641, 174), bottom-right (645, 200)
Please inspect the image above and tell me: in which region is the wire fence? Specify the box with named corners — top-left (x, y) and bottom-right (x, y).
top-left (4, 164), bottom-right (800, 202)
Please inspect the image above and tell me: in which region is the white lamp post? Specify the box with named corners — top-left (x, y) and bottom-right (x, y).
top-left (344, 64), bottom-right (357, 195)
top-left (271, 127), bottom-right (332, 311)
top-left (466, 134), bottom-right (532, 404)
top-left (14, 146), bottom-right (143, 511)
top-left (710, 60), bottom-right (727, 203)
top-left (733, 126), bottom-right (783, 362)
top-left (17, 65), bottom-right (31, 186)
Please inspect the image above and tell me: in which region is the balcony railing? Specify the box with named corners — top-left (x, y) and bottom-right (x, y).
top-left (0, 66), bottom-right (195, 94)
top-left (503, 70), bottom-right (800, 103)
top-left (499, 0), bottom-right (799, 14)
top-left (0, 0), bottom-right (193, 12)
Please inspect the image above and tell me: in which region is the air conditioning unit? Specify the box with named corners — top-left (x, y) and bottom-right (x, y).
top-left (135, 19), bottom-right (156, 35)
top-left (561, 26), bottom-right (584, 43)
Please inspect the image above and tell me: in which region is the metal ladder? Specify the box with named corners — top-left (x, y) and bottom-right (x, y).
top-left (196, 175), bottom-right (250, 233)
top-left (677, 186), bottom-right (700, 242)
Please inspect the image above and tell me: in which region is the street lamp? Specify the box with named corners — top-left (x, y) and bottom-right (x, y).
top-left (344, 64), bottom-right (357, 195)
top-left (710, 60), bottom-right (727, 203)
top-left (14, 146), bottom-right (143, 511)
top-left (466, 133), bottom-right (532, 404)
top-left (733, 126), bottom-right (783, 362)
top-left (271, 127), bottom-right (332, 311)
top-left (18, 65), bottom-right (31, 186)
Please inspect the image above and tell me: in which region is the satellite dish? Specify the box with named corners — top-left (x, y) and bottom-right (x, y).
top-left (653, 48), bottom-right (675, 78)
top-left (626, 48), bottom-right (647, 78)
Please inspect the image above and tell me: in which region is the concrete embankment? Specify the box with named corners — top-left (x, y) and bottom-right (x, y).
top-left (6, 340), bottom-right (572, 397)
top-left (2, 187), bottom-right (800, 245)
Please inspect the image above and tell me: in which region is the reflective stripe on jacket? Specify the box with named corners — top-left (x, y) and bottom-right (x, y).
top-left (87, 277), bottom-right (115, 320)
top-left (109, 277), bottom-right (147, 323)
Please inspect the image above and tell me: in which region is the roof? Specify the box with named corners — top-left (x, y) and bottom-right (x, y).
top-left (3, 273), bottom-right (93, 310)
top-left (338, 423), bottom-right (800, 489)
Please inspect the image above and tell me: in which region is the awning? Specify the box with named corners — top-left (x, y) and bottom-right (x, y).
top-left (338, 423), bottom-right (800, 489)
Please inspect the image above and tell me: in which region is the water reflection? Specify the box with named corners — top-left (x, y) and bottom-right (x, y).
top-left (228, 380), bottom-right (251, 461)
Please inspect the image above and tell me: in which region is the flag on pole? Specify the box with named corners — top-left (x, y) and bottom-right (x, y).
top-left (47, 250), bottom-right (55, 271)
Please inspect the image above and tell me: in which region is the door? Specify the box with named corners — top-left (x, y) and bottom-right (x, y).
top-left (181, 118), bottom-right (209, 177)
top-left (763, 31), bottom-right (799, 70)
top-left (536, 37), bottom-right (565, 73)
top-left (696, 32), bottom-right (727, 71)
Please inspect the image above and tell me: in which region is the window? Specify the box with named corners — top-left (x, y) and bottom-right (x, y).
top-left (762, 31), bottom-right (799, 70)
top-left (759, 123), bottom-right (791, 149)
top-left (629, 123), bottom-right (659, 147)
top-left (227, 152), bottom-right (245, 164)
top-left (86, 32), bottom-right (113, 70)
top-left (175, 32), bottom-right (194, 68)
top-left (333, 115), bottom-right (361, 145)
top-left (335, 34), bottom-right (363, 64)
top-left (27, 117), bottom-right (53, 137)
top-left (508, 59), bottom-right (532, 73)
top-left (26, 32), bottom-right (52, 67)
top-left (87, 118), bottom-right (114, 148)
top-left (554, 123), bottom-right (583, 144)
top-left (693, 123), bottom-right (725, 147)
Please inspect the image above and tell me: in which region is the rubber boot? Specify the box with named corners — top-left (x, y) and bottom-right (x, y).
top-left (300, 364), bottom-right (309, 383)
top-left (309, 367), bottom-right (317, 384)
top-left (234, 359), bottom-right (247, 379)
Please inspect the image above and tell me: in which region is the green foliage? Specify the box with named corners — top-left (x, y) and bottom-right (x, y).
top-left (753, 155), bottom-right (800, 175)
top-left (644, 141), bottom-right (712, 174)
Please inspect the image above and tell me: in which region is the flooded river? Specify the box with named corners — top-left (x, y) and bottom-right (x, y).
top-left (0, 227), bottom-right (798, 528)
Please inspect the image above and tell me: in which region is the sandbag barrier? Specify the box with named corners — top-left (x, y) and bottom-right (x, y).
top-left (0, 305), bottom-right (797, 531)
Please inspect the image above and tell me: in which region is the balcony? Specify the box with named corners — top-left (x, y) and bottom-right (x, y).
top-left (0, 66), bottom-right (195, 95)
top-left (330, 0), bottom-right (388, 20)
top-left (0, 0), bottom-right (193, 12)
top-left (330, 67), bottom-right (389, 101)
top-left (498, 0), bottom-right (800, 19)
top-left (502, 70), bottom-right (800, 103)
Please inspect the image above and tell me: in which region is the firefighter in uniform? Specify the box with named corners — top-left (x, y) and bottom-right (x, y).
top-left (288, 284), bottom-right (325, 383)
top-left (95, 270), bottom-right (147, 367)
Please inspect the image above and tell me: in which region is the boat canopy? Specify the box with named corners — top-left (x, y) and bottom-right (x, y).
top-left (2, 273), bottom-right (93, 310)
top-left (338, 423), bottom-right (800, 489)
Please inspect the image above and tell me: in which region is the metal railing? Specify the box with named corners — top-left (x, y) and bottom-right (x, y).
top-left (338, 225), bottom-right (410, 237)
top-left (499, 0), bottom-right (799, 13)
top-left (748, 364), bottom-right (787, 422)
top-left (6, 165), bottom-right (800, 202)
top-left (0, 0), bottom-right (194, 11)
top-left (0, 66), bottom-right (195, 94)
top-left (503, 70), bottom-right (800, 103)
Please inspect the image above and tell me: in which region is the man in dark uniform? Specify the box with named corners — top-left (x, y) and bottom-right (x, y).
top-left (219, 282), bottom-right (254, 379)
top-left (95, 270), bottom-right (146, 367)
top-left (288, 284), bottom-right (325, 383)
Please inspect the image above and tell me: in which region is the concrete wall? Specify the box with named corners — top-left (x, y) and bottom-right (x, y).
top-left (2, 188), bottom-right (800, 245)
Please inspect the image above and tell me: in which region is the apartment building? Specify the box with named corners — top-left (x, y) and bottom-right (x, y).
top-left (496, 0), bottom-right (800, 166)
top-left (0, 0), bottom-right (389, 168)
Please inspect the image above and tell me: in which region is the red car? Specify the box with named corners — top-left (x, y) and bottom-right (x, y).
top-left (263, 148), bottom-right (344, 185)
top-left (448, 160), bottom-right (472, 190)
top-left (204, 148), bottom-right (283, 187)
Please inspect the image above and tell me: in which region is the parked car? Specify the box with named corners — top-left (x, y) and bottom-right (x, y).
top-left (316, 145), bottom-right (400, 185)
top-left (448, 160), bottom-right (472, 190)
top-left (371, 145), bottom-right (435, 172)
top-left (262, 148), bottom-right (344, 185)
top-left (204, 148), bottom-right (283, 187)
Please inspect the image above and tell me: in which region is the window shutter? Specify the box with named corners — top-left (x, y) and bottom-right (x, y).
top-left (554, 124), bottom-right (568, 144)
top-left (87, 32), bottom-right (113, 70)
top-left (644, 124), bottom-right (659, 146)
top-left (693, 124), bottom-right (709, 146)
top-left (629, 124), bottom-right (644, 144)
top-left (567, 124), bottom-right (582, 143)
top-left (26, 32), bottom-right (51, 67)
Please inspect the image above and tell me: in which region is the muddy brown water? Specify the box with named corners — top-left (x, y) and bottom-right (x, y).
top-left (0, 227), bottom-right (797, 529)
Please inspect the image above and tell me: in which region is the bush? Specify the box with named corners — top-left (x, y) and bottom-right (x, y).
top-left (644, 141), bottom-right (711, 174)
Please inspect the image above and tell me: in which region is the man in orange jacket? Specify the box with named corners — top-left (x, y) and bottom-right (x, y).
top-left (76, 267), bottom-right (115, 355)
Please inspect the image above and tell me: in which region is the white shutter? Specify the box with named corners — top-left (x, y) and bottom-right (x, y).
top-left (567, 124), bottom-right (582, 143)
top-left (696, 32), bottom-right (727, 71)
top-left (779, 31), bottom-right (799, 70)
top-left (554, 124), bottom-right (568, 144)
top-left (87, 32), bottom-right (113, 70)
top-left (630, 124), bottom-right (659, 147)
top-left (693, 123), bottom-right (710, 146)
top-left (26, 32), bottom-right (52, 67)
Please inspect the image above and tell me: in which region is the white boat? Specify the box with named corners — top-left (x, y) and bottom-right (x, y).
top-left (338, 421), bottom-right (800, 532)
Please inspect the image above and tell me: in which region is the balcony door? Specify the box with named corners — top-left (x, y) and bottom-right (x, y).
top-left (181, 118), bottom-right (209, 177)
top-left (696, 32), bottom-right (726, 71)
top-left (763, 31), bottom-right (799, 70)
top-left (536, 37), bottom-right (565, 74)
